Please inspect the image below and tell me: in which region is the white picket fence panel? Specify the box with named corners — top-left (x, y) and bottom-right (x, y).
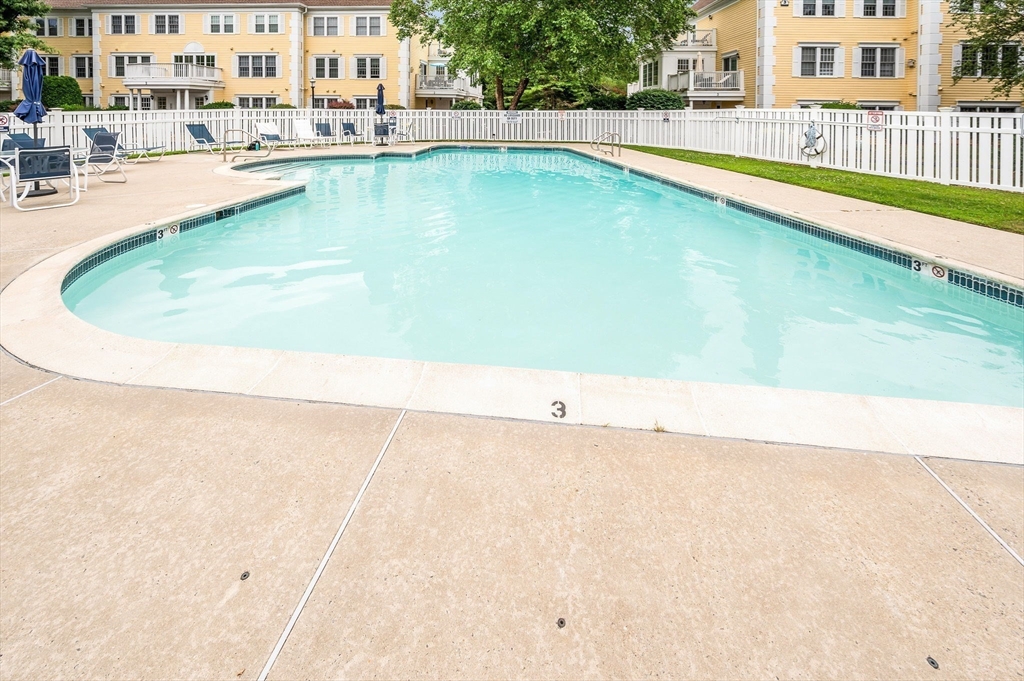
top-left (8, 107), bottom-right (1023, 191)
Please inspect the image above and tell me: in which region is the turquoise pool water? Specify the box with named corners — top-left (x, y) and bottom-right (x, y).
top-left (63, 149), bottom-right (1024, 406)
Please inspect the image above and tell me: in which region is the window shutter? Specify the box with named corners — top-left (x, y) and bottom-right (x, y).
top-left (105, 15), bottom-right (111, 34)
top-left (835, 47), bottom-right (845, 77)
top-left (793, 0), bottom-right (803, 15)
top-left (203, 14), bottom-right (210, 34)
top-left (233, 14), bottom-right (240, 33)
top-left (350, 56), bottom-right (358, 78)
top-left (248, 14), bottom-right (255, 34)
top-left (792, 46), bottom-right (803, 76)
top-left (309, 56), bottom-right (315, 79)
top-left (896, 0), bottom-right (907, 16)
top-left (852, 47), bottom-right (862, 77)
top-left (232, 55), bottom-right (238, 78)
top-left (379, 57), bottom-right (387, 79)
top-left (57, 17), bottom-right (63, 36)
top-left (337, 57), bottom-right (345, 79)
top-left (835, 0), bottom-right (846, 17)
top-left (134, 15), bottom-right (142, 34)
top-left (149, 14), bottom-right (155, 34)
top-left (853, 0), bottom-right (863, 16)
top-left (379, 16), bottom-right (386, 36)
top-left (349, 16), bottom-right (356, 35)
top-left (895, 47), bottom-right (906, 77)
top-left (951, 43), bottom-right (963, 73)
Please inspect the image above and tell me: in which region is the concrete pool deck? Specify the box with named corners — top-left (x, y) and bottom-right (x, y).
top-left (1, 144), bottom-right (1022, 679)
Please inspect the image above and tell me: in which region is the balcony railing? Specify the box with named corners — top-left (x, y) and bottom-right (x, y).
top-left (428, 45), bottom-right (454, 59)
top-left (674, 29), bottom-right (716, 49)
top-left (123, 62), bottom-right (224, 86)
top-left (666, 70), bottom-right (744, 94)
top-left (416, 74), bottom-right (482, 98)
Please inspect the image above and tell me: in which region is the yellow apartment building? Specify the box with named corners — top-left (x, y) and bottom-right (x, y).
top-left (630, 0), bottom-right (1021, 112)
top-left (6, 0), bottom-right (481, 110)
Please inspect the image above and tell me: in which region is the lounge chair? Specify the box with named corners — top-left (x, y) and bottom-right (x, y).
top-left (0, 146), bottom-right (81, 211)
top-left (295, 119), bottom-right (330, 148)
top-left (185, 123), bottom-right (221, 153)
top-left (83, 126), bottom-right (166, 163)
top-left (338, 122), bottom-right (366, 145)
top-left (393, 121), bottom-right (416, 144)
top-left (254, 122), bottom-right (299, 150)
top-left (82, 132), bottom-right (127, 183)
top-left (4, 132), bottom-right (46, 148)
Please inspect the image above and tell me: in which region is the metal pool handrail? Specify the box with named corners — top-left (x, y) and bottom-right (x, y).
top-left (221, 128), bottom-right (273, 163)
top-left (591, 131), bottom-right (621, 157)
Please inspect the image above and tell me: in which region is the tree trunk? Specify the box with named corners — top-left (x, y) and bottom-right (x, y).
top-left (494, 76), bottom-right (505, 111)
top-left (508, 78), bottom-right (530, 110)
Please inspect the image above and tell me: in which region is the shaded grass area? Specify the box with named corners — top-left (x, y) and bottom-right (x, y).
top-left (627, 146), bottom-right (1024, 234)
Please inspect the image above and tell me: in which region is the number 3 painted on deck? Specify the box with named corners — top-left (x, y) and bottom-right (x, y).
top-left (551, 401), bottom-right (566, 419)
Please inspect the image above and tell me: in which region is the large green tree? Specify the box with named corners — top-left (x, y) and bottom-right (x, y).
top-left (951, 0), bottom-right (1023, 96)
top-left (1, 0), bottom-right (54, 69)
top-left (390, 0), bottom-right (694, 109)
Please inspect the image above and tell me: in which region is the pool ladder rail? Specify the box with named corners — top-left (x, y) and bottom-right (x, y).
top-left (591, 131), bottom-right (622, 157)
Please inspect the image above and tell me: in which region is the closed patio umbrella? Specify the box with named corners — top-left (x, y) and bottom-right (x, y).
top-left (13, 49), bottom-right (55, 196)
top-left (375, 83), bottom-right (386, 118)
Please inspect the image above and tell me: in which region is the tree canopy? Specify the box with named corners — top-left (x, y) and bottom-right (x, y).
top-left (1, 0), bottom-right (55, 69)
top-left (951, 0), bottom-right (1024, 96)
top-left (390, 0), bottom-right (694, 109)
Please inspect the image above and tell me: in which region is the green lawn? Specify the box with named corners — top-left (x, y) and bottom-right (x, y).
top-left (626, 146), bottom-right (1024, 234)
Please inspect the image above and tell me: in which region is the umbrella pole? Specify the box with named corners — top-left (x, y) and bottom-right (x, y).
top-left (27, 121), bottom-right (57, 197)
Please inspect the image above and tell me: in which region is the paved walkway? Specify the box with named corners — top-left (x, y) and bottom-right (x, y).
top-left (1, 146), bottom-right (1021, 679)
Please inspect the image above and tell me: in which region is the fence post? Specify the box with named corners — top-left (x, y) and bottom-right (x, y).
top-left (938, 109), bottom-right (951, 185)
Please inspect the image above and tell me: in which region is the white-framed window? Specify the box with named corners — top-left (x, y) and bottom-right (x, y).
top-left (676, 58), bottom-right (693, 73)
top-left (35, 17), bottom-right (61, 37)
top-left (74, 55), bottom-right (94, 79)
top-left (108, 15), bottom-right (139, 35)
top-left (796, 0), bottom-right (845, 15)
top-left (794, 45), bottom-right (844, 77)
top-left (855, 45), bottom-right (902, 77)
top-left (354, 15), bottom-right (383, 36)
top-left (252, 14), bottom-right (281, 34)
top-left (955, 101), bottom-right (1021, 113)
top-left (858, 0), bottom-right (899, 16)
top-left (237, 54), bottom-right (278, 78)
top-left (207, 14), bottom-right (236, 34)
top-left (723, 54), bottom-right (739, 71)
top-left (642, 60), bottom-right (659, 87)
top-left (237, 96), bottom-right (278, 108)
top-left (153, 14), bottom-right (181, 34)
top-left (954, 43), bottom-right (1020, 78)
top-left (313, 55), bottom-right (342, 79)
top-left (857, 100), bottom-right (900, 110)
top-left (174, 54), bottom-right (216, 67)
top-left (311, 16), bottom-right (340, 36)
top-left (354, 96), bottom-right (376, 109)
top-left (73, 17), bottom-right (93, 36)
top-left (194, 95), bottom-right (207, 107)
top-left (353, 56), bottom-right (384, 79)
top-left (313, 96), bottom-right (340, 109)
top-left (111, 95), bottom-right (152, 109)
top-left (42, 55), bottom-right (61, 76)
top-left (156, 96), bottom-right (167, 110)
top-left (82, 95), bottom-right (94, 107)
top-left (112, 95), bottom-right (127, 107)
top-left (112, 54), bottom-right (153, 78)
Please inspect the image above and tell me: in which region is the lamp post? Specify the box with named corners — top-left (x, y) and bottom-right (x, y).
top-left (310, 77), bottom-right (316, 109)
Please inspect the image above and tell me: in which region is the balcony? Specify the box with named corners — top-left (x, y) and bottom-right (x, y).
top-left (416, 74), bottom-right (482, 100)
top-left (673, 29), bottom-right (716, 50)
top-left (428, 44), bottom-right (454, 60)
top-left (666, 70), bottom-right (744, 101)
top-left (123, 62), bottom-right (224, 89)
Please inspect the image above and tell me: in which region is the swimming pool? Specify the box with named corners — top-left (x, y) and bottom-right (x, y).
top-left (62, 148), bottom-right (1024, 407)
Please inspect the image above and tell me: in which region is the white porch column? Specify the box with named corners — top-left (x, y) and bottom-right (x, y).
top-left (399, 38), bottom-right (411, 108)
top-left (184, 88), bottom-right (190, 109)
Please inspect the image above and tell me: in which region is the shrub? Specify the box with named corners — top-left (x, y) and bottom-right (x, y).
top-left (821, 101), bottom-right (860, 110)
top-left (384, 103), bottom-right (406, 110)
top-left (625, 88), bottom-right (685, 110)
top-left (327, 99), bottom-right (355, 109)
top-left (42, 76), bottom-right (83, 109)
top-left (451, 99), bottom-right (483, 110)
top-left (269, 103), bottom-right (296, 109)
top-left (199, 101), bottom-right (235, 109)
top-left (581, 92), bottom-right (627, 110)
top-left (106, 105), bottom-right (129, 111)
top-left (60, 104), bottom-right (103, 111)
top-left (0, 99), bottom-right (22, 112)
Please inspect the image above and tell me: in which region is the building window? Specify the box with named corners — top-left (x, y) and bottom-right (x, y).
top-left (862, 0), bottom-right (896, 16)
top-left (74, 56), bottom-right (93, 78)
top-left (35, 17), bottom-right (60, 37)
top-left (157, 96), bottom-right (167, 110)
top-left (109, 15), bottom-right (137, 35)
top-left (82, 95), bottom-right (94, 107)
top-left (253, 14), bottom-right (280, 33)
top-left (113, 54), bottom-right (152, 78)
top-left (354, 97), bottom-right (376, 109)
top-left (174, 54), bottom-right (216, 67)
top-left (237, 96), bottom-right (278, 108)
top-left (237, 55), bottom-right (277, 78)
top-left (355, 56), bottom-right (381, 79)
top-left (313, 16), bottom-right (339, 36)
top-left (676, 58), bottom-right (692, 73)
top-left (642, 60), bottom-right (659, 87)
top-left (73, 17), bottom-right (93, 36)
top-left (723, 55), bottom-right (739, 71)
top-left (41, 56), bottom-right (60, 76)
top-left (961, 43), bottom-right (1020, 78)
top-left (113, 95), bottom-right (151, 109)
top-left (801, 46), bottom-right (835, 76)
top-left (860, 47), bottom-right (896, 77)
top-left (314, 56), bottom-right (341, 79)
top-left (313, 96), bottom-right (340, 109)
top-left (355, 16), bottom-right (382, 36)
top-left (154, 15), bottom-right (181, 34)
top-left (209, 15), bottom-right (235, 34)
top-left (803, 0), bottom-right (835, 16)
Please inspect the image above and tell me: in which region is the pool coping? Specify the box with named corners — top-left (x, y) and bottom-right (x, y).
top-left (1, 145), bottom-right (1020, 465)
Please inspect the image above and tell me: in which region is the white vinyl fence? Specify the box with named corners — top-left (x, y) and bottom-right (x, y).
top-left (8, 107), bottom-right (1024, 191)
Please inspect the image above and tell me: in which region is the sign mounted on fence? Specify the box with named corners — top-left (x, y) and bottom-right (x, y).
top-left (557, 110), bottom-right (567, 121)
top-left (866, 110), bottom-right (885, 132)
top-left (662, 114), bottom-right (670, 123)
top-left (0, 114), bottom-right (9, 134)
top-left (503, 111), bottom-right (521, 123)
top-left (450, 111), bottom-right (462, 119)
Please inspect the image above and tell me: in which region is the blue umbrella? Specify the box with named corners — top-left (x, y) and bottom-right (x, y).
top-left (14, 50), bottom-right (48, 142)
top-left (375, 83), bottom-right (386, 118)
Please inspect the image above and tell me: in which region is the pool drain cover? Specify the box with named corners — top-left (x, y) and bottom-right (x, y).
top-left (927, 657), bottom-right (939, 669)
top-left (557, 618), bottom-right (566, 628)
top-left (241, 571), bottom-right (250, 581)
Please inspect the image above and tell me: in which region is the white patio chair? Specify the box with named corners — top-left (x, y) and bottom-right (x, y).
top-left (295, 119), bottom-right (329, 148)
top-left (393, 121), bottom-right (416, 144)
top-left (82, 132), bottom-right (127, 184)
top-left (0, 146), bottom-right (81, 211)
top-left (254, 122), bottom-right (299, 150)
